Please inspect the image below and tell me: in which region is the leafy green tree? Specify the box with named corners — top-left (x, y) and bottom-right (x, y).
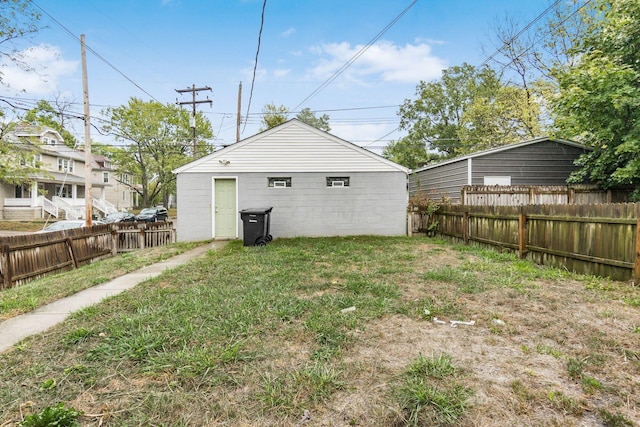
top-left (398, 63), bottom-right (541, 158)
top-left (486, 0), bottom-right (598, 137)
top-left (103, 98), bottom-right (214, 207)
top-left (552, 0), bottom-right (640, 197)
top-left (23, 99), bottom-right (79, 148)
top-left (296, 107), bottom-right (331, 132)
top-left (260, 104), bottom-right (331, 131)
top-left (0, 0), bottom-right (41, 81)
top-left (0, 0), bottom-right (43, 185)
top-left (260, 103), bottom-right (289, 131)
top-left (0, 117), bottom-right (41, 185)
top-left (457, 84), bottom-right (541, 153)
top-left (382, 137), bottom-right (442, 170)
top-left (487, 0), bottom-right (597, 85)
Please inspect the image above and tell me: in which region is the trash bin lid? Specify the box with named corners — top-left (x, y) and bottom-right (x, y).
top-left (239, 207), bottom-right (273, 214)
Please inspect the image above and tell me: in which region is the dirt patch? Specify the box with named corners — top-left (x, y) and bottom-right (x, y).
top-left (321, 274), bottom-right (640, 426)
top-left (1, 238), bottom-right (638, 426)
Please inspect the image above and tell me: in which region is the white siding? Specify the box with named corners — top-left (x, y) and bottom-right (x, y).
top-left (175, 120), bottom-right (407, 174)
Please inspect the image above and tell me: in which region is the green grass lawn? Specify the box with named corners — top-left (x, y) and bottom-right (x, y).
top-left (0, 236), bottom-right (638, 426)
top-left (0, 221), bottom-right (47, 232)
top-left (0, 241), bottom-right (205, 320)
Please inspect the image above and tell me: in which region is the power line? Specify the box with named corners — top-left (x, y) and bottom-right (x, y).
top-left (30, 1), bottom-right (160, 102)
top-left (292, 0), bottom-right (417, 111)
top-left (242, 0), bottom-right (267, 134)
top-left (478, 0), bottom-right (562, 69)
top-left (496, 0), bottom-right (593, 74)
top-left (361, 127), bottom-right (401, 147)
top-left (2, 95), bottom-right (401, 118)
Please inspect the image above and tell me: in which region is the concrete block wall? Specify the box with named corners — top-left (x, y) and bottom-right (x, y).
top-left (176, 171), bottom-right (408, 241)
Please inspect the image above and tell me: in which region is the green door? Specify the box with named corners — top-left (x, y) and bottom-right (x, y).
top-left (214, 178), bottom-right (237, 239)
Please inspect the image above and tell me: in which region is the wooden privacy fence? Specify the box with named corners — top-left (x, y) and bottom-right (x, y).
top-left (410, 203), bottom-right (640, 282)
top-left (0, 222), bottom-right (175, 289)
top-left (461, 185), bottom-right (631, 206)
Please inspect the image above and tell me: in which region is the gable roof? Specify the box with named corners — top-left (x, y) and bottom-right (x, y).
top-left (174, 119), bottom-right (408, 174)
top-left (11, 124), bottom-right (64, 142)
top-left (412, 137), bottom-right (589, 173)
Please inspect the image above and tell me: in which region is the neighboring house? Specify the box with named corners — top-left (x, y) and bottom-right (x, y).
top-left (0, 124), bottom-right (121, 220)
top-left (91, 155), bottom-right (138, 211)
top-left (173, 119), bottom-right (409, 242)
top-left (409, 137), bottom-right (591, 202)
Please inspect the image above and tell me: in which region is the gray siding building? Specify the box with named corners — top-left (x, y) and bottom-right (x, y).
top-left (409, 137), bottom-right (590, 202)
top-left (173, 120), bottom-right (409, 242)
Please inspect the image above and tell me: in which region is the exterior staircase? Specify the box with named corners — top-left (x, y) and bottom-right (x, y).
top-left (93, 198), bottom-right (118, 217)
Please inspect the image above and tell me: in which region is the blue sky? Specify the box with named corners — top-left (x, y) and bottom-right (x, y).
top-left (0, 0), bottom-right (553, 152)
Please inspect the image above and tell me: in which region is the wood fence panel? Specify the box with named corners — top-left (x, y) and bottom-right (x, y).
top-left (433, 205), bottom-right (465, 239)
top-left (0, 221), bottom-right (176, 290)
top-left (461, 185), bottom-right (628, 206)
top-left (469, 206), bottom-right (519, 250)
top-left (435, 203), bottom-right (640, 281)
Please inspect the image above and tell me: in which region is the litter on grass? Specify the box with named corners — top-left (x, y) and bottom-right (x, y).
top-left (432, 317), bottom-right (476, 327)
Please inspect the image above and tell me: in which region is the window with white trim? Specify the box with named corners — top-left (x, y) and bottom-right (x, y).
top-left (119, 173), bottom-right (133, 185)
top-left (268, 177), bottom-right (291, 188)
top-left (483, 176), bottom-right (511, 186)
top-left (326, 177), bottom-right (350, 187)
top-left (55, 184), bottom-right (71, 198)
top-left (103, 172), bottom-right (109, 183)
top-left (20, 153), bottom-right (41, 167)
top-left (57, 158), bottom-right (74, 173)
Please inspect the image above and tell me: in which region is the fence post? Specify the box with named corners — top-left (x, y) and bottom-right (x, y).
top-left (111, 227), bottom-right (118, 256)
top-left (635, 218), bottom-right (640, 285)
top-left (463, 211), bottom-right (469, 244)
top-left (407, 212), bottom-right (413, 237)
top-left (518, 212), bottom-right (527, 259)
top-left (139, 224), bottom-right (146, 249)
top-left (1, 244), bottom-right (12, 289)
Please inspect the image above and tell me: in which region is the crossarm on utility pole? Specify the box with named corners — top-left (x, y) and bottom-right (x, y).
top-left (175, 84), bottom-right (212, 159)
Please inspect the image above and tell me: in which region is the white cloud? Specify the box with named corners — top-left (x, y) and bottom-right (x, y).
top-left (414, 36), bottom-right (447, 46)
top-left (241, 64), bottom-right (267, 82)
top-left (281, 27), bottom-right (296, 37)
top-left (307, 40), bottom-right (447, 84)
top-left (0, 44), bottom-right (78, 95)
top-left (273, 68), bottom-right (291, 78)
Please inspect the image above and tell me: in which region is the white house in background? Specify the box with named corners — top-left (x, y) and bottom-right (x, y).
top-left (173, 119), bottom-right (409, 242)
top-left (0, 124), bottom-right (135, 220)
top-left (91, 154), bottom-right (137, 212)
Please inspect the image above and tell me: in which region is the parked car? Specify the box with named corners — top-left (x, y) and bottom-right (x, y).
top-left (103, 212), bottom-right (136, 223)
top-left (38, 220), bottom-right (105, 233)
top-left (135, 206), bottom-right (168, 222)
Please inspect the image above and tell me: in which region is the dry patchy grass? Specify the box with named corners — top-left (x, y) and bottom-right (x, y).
top-left (0, 236), bottom-right (638, 426)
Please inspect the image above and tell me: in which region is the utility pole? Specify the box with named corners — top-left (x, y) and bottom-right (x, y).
top-left (236, 82), bottom-right (242, 143)
top-left (175, 85), bottom-right (212, 159)
top-left (81, 34), bottom-right (93, 226)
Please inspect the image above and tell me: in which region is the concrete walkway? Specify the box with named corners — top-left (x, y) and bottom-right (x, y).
top-left (0, 241), bottom-right (227, 353)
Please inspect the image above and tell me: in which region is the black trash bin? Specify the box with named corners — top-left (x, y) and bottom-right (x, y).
top-left (239, 207), bottom-right (273, 246)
